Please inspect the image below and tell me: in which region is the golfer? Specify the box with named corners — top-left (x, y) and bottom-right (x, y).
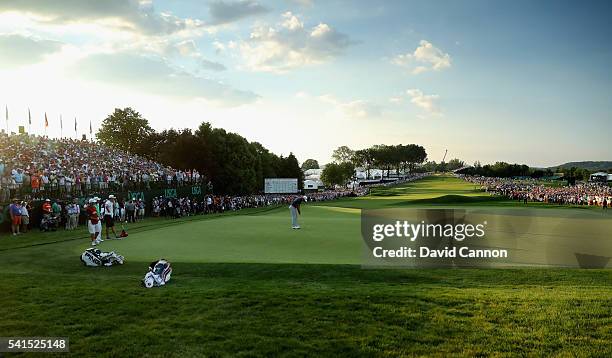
top-left (86, 198), bottom-right (102, 246)
top-left (289, 195), bottom-right (308, 229)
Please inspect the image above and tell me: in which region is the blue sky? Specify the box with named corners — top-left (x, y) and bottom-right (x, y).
top-left (0, 0), bottom-right (610, 167)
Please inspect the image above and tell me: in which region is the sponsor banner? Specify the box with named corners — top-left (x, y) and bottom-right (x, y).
top-left (164, 189), bottom-right (177, 198)
top-left (128, 191), bottom-right (145, 200)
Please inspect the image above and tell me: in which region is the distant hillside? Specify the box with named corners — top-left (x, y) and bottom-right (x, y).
top-left (549, 161), bottom-right (612, 172)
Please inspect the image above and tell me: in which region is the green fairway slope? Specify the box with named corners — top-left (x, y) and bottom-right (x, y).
top-left (0, 175), bottom-right (610, 356)
top-left (318, 175), bottom-right (490, 209)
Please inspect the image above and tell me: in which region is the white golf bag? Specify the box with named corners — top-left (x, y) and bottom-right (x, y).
top-left (80, 248), bottom-right (125, 267)
top-left (142, 259), bottom-right (172, 288)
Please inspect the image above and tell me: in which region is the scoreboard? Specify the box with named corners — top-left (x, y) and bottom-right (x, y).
top-left (264, 178), bottom-right (298, 194)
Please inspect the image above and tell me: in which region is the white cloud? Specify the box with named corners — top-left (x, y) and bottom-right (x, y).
top-left (281, 11), bottom-right (304, 30)
top-left (406, 89), bottom-right (441, 115)
top-left (0, 0), bottom-right (199, 36)
top-left (162, 39), bottom-right (198, 57)
top-left (209, 0), bottom-right (269, 25)
top-left (235, 12), bottom-right (353, 73)
top-left (213, 40), bottom-right (226, 53)
top-left (158, 39), bottom-right (227, 71)
top-left (0, 33), bottom-right (63, 68)
top-left (318, 94), bottom-right (382, 119)
top-left (342, 100), bottom-right (382, 119)
top-left (70, 52), bottom-right (255, 105)
top-left (392, 40), bottom-right (451, 74)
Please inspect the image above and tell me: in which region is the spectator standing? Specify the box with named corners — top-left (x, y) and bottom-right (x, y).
top-left (0, 175), bottom-right (9, 203)
top-left (104, 195), bottom-right (118, 240)
top-left (126, 199), bottom-right (136, 223)
top-left (20, 201), bottom-right (29, 233)
top-left (66, 199), bottom-right (79, 230)
top-left (9, 199), bottom-right (22, 236)
top-left (31, 173), bottom-right (40, 194)
top-left (138, 199), bottom-right (145, 221)
top-left (52, 200), bottom-right (61, 219)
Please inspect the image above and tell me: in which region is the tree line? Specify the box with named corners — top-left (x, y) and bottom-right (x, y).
top-left (317, 144), bottom-right (428, 187)
top-left (96, 108), bottom-right (303, 194)
top-left (458, 161), bottom-right (595, 182)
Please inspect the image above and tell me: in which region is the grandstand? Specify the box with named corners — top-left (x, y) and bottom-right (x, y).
top-left (0, 132), bottom-right (203, 202)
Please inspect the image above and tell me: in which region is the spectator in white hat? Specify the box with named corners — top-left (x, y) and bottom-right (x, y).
top-left (104, 195), bottom-right (118, 240)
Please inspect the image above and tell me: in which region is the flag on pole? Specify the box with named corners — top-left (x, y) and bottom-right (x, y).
top-left (89, 120), bottom-right (92, 135)
top-left (45, 112), bottom-right (49, 128)
top-left (60, 115), bottom-right (63, 129)
top-left (74, 117), bottom-right (77, 132)
top-left (28, 108), bottom-right (31, 125)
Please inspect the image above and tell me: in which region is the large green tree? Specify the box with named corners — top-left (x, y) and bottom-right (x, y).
top-left (301, 159), bottom-right (320, 170)
top-left (279, 153), bottom-right (305, 189)
top-left (321, 162), bottom-right (354, 188)
top-left (96, 107), bottom-right (155, 156)
top-left (320, 163), bottom-right (344, 187)
top-left (332, 146), bottom-right (355, 163)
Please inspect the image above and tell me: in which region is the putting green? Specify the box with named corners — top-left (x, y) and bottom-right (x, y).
top-left (85, 175), bottom-right (482, 264)
top-left (79, 205), bottom-right (363, 264)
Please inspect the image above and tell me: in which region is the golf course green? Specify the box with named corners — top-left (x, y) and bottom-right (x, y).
top-left (1, 175), bottom-right (610, 356)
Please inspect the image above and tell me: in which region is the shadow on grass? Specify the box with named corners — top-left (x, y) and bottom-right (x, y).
top-left (390, 194), bottom-right (506, 206)
top-left (148, 262), bottom-right (612, 289)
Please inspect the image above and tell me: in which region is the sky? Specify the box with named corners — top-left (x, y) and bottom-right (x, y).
top-left (0, 0), bottom-right (610, 168)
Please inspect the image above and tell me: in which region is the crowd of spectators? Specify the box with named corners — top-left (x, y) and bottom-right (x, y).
top-left (3, 196), bottom-right (149, 235)
top-left (151, 188), bottom-right (370, 219)
top-left (2, 187), bottom-right (372, 234)
top-left (365, 173), bottom-right (430, 188)
top-left (461, 175), bottom-right (611, 208)
top-left (0, 133), bottom-right (202, 202)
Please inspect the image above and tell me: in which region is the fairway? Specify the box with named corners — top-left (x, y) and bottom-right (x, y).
top-left (1, 176), bottom-right (611, 356)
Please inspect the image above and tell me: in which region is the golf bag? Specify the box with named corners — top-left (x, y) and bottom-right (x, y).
top-left (142, 259), bottom-right (172, 288)
top-left (80, 248), bottom-right (125, 267)
top-left (40, 214), bottom-right (59, 232)
top-left (119, 223), bottom-right (128, 238)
